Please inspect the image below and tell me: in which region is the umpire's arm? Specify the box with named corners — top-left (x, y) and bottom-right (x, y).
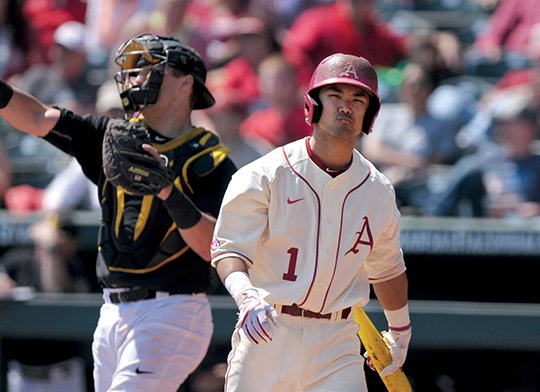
top-left (0, 81), bottom-right (60, 137)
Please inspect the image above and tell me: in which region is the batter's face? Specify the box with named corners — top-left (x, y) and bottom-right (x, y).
top-left (317, 83), bottom-right (369, 139)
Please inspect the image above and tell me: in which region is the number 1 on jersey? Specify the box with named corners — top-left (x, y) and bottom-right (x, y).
top-left (282, 247), bottom-right (298, 281)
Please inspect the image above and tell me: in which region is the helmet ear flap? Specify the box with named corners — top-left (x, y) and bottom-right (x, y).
top-left (304, 93), bottom-right (322, 125)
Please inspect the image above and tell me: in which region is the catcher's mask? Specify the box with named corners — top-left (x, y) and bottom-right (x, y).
top-left (114, 33), bottom-right (215, 115)
top-left (304, 53), bottom-right (381, 134)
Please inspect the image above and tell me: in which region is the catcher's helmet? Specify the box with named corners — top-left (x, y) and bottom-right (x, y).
top-left (304, 53), bottom-right (380, 134)
top-left (114, 33), bottom-right (215, 114)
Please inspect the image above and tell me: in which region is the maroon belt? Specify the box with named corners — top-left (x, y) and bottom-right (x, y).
top-left (280, 304), bottom-right (351, 320)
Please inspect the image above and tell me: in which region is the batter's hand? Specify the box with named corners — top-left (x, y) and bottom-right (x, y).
top-left (236, 290), bottom-right (280, 344)
top-left (380, 326), bottom-right (412, 376)
top-left (363, 351), bottom-right (376, 372)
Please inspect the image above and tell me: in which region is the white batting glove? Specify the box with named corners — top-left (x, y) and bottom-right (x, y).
top-left (236, 289), bottom-right (280, 344)
top-left (223, 271), bottom-right (280, 345)
top-left (380, 326), bottom-right (412, 376)
top-left (381, 304), bottom-right (412, 376)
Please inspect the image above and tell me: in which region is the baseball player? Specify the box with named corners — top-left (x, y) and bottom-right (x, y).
top-left (211, 53), bottom-right (411, 391)
top-left (0, 34), bottom-right (236, 391)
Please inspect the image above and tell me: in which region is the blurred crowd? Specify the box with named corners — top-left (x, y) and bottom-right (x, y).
top-left (0, 1), bottom-right (539, 391)
top-left (0, 0), bottom-right (540, 222)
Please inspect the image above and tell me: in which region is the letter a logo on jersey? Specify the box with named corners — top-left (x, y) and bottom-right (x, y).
top-left (340, 62), bottom-right (359, 79)
top-left (345, 216), bottom-right (374, 255)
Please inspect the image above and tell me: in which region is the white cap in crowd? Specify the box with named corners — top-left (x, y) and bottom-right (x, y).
top-left (53, 21), bottom-right (86, 53)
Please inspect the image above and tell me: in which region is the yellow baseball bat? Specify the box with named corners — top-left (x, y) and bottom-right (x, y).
top-left (354, 307), bottom-right (413, 392)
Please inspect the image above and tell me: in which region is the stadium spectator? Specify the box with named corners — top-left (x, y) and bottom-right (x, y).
top-left (4, 185), bottom-right (44, 214)
top-left (21, 0), bottom-right (87, 64)
top-left (464, 0), bottom-right (540, 77)
top-left (282, 0), bottom-right (462, 90)
top-left (483, 103), bottom-right (540, 218)
top-left (41, 157), bottom-right (100, 213)
top-left (11, 20), bottom-right (98, 113)
top-left (239, 53), bottom-right (312, 147)
top-left (407, 30), bottom-right (463, 88)
top-left (182, 0), bottom-right (263, 67)
top-left (0, 0), bottom-right (36, 79)
top-left (206, 15), bottom-right (281, 111)
top-left (242, 0), bottom-right (321, 40)
top-left (362, 62), bottom-right (463, 213)
top-left (282, 0), bottom-right (407, 88)
top-left (455, 22), bottom-right (540, 151)
top-left (108, 0), bottom-right (215, 71)
top-left (84, 0), bottom-right (156, 71)
top-left (430, 94), bottom-right (540, 218)
top-left (123, 0), bottom-right (198, 43)
top-left (0, 211), bottom-right (99, 392)
top-left (194, 99), bottom-right (271, 169)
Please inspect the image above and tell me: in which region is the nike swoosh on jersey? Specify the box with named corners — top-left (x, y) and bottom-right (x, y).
top-left (287, 197), bottom-right (305, 204)
top-left (135, 367), bottom-right (154, 374)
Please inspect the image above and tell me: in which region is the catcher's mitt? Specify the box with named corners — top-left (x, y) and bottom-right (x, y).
top-left (102, 119), bottom-right (175, 195)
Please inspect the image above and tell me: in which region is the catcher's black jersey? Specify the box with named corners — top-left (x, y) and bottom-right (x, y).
top-left (43, 108), bottom-right (237, 293)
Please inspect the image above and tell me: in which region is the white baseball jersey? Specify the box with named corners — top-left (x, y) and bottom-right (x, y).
top-left (212, 137), bottom-right (405, 313)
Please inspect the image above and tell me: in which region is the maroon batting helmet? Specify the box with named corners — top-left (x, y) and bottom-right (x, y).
top-left (304, 53), bottom-right (381, 134)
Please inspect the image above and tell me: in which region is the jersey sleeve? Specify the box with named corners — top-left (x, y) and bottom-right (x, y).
top-left (42, 108), bottom-right (108, 184)
top-left (211, 164), bottom-right (271, 268)
top-left (364, 205), bottom-right (406, 283)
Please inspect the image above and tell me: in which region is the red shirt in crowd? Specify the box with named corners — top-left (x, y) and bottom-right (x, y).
top-left (208, 57), bottom-right (261, 109)
top-left (23, 0), bottom-right (87, 63)
top-left (240, 103), bottom-right (313, 148)
top-left (476, 0), bottom-right (540, 55)
top-left (282, 2), bottom-right (407, 87)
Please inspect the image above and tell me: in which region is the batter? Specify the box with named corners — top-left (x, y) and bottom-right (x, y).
top-left (211, 53), bottom-right (411, 392)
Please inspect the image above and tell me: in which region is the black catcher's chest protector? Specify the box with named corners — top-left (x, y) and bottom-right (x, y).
top-left (97, 127), bottom-right (229, 277)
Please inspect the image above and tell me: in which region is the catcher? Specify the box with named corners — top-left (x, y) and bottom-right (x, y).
top-left (0, 33), bottom-right (237, 391)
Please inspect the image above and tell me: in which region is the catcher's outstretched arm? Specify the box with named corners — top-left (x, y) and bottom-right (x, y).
top-left (0, 80), bottom-right (60, 136)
